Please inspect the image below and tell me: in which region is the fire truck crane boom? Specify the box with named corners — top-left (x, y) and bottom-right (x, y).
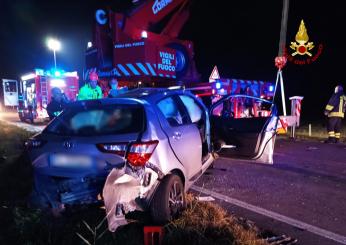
top-left (86, 0), bottom-right (199, 85)
top-left (126, 0), bottom-right (189, 34)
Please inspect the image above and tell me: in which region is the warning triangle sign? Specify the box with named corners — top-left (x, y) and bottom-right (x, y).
top-left (209, 66), bottom-right (220, 83)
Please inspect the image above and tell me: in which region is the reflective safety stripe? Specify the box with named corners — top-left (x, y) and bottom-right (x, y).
top-left (339, 96), bottom-right (344, 113)
top-left (325, 104), bottom-right (334, 111)
top-left (328, 131), bottom-right (335, 136)
top-left (335, 133), bottom-right (341, 139)
top-left (329, 112), bottom-right (344, 118)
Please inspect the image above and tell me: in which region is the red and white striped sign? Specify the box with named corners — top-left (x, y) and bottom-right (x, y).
top-left (295, 101), bottom-right (301, 117)
top-left (289, 96), bottom-right (304, 127)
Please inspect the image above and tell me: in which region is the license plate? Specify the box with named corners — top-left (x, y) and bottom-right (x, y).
top-left (50, 154), bottom-right (92, 168)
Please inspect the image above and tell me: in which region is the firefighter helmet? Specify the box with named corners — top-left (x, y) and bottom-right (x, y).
top-left (89, 71), bottom-right (99, 81)
top-left (335, 85), bottom-right (343, 93)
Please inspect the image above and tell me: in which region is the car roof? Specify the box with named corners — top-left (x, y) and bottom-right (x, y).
top-left (109, 87), bottom-right (196, 103)
top-left (115, 88), bottom-right (192, 99)
top-left (67, 88), bottom-right (195, 108)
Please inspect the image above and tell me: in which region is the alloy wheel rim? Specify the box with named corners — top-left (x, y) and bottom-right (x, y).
top-left (168, 180), bottom-right (184, 216)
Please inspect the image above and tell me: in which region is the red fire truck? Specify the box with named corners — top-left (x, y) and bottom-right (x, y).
top-left (85, 0), bottom-right (199, 93)
top-left (86, 0), bottom-right (275, 101)
top-left (18, 69), bottom-right (79, 123)
top-left (185, 77), bottom-right (275, 110)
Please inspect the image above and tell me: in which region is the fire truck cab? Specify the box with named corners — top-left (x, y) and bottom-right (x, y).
top-left (18, 69), bottom-right (79, 123)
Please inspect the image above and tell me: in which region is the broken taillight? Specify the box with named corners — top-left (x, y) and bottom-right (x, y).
top-left (97, 143), bottom-right (128, 157)
top-left (127, 140), bottom-right (158, 167)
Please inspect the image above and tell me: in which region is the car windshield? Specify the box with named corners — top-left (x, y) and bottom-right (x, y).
top-left (44, 104), bottom-right (145, 136)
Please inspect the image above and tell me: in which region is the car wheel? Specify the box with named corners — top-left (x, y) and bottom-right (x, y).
top-left (150, 174), bottom-right (186, 224)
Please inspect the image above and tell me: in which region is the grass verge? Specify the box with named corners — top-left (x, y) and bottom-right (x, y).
top-left (279, 121), bottom-right (346, 143)
top-left (164, 194), bottom-right (269, 245)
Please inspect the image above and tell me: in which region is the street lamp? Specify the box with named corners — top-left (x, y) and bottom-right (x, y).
top-left (47, 38), bottom-right (61, 69)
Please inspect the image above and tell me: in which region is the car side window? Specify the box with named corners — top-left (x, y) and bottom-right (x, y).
top-left (178, 95), bottom-right (203, 123)
top-left (157, 96), bottom-right (188, 127)
top-left (212, 97), bottom-right (235, 118)
top-left (212, 96), bottom-right (272, 119)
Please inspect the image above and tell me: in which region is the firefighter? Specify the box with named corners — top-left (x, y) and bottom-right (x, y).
top-left (108, 78), bottom-right (128, 98)
top-left (77, 71), bottom-right (103, 100)
top-left (47, 87), bottom-right (69, 120)
top-left (324, 85), bottom-right (346, 143)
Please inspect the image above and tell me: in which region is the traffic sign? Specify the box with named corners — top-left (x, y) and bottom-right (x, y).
top-left (209, 66), bottom-right (220, 83)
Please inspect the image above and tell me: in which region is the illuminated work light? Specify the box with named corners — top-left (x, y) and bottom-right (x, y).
top-left (141, 31), bottom-right (148, 39)
top-left (47, 38), bottom-right (61, 69)
top-left (21, 73), bottom-right (36, 81)
top-left (50, 79), bottom-right (66, 87)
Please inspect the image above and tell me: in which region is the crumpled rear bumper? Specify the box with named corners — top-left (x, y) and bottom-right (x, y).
top-left (32, 172), bottom-right (106, 208)
top-left (103, 165), bottom-right (159, 232)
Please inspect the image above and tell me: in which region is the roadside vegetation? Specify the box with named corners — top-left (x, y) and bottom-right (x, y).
top-left (280, 120), bottom-right (346, 143)
top-left (0, 121), bottom-right (272, 244)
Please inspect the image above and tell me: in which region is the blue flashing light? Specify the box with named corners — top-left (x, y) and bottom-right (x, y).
top-left (216, 82), bottom-right (221, 89)
top-left (55, 70), bottom-right (61, 77)
top-left (269, 85), bottom-right (274, 92)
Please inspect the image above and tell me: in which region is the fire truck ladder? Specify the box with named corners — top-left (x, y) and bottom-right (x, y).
top-left (40, 77), bottom-right (48, 108)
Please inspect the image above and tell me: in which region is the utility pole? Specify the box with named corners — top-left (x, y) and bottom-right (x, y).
top-left (274, 0), bottom-right (290, 116)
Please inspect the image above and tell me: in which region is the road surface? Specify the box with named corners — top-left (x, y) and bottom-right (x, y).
top-left (0, 111), bottom-right (46, 132)
top-left (193, 139), bottom-right (346, 244)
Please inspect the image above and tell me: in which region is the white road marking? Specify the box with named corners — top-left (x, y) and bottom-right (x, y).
top-left (221, 145), bottom-right (236, 149)
top-left (192, 185), bottom-right (346, 244)
top-left (274, 152), bottom-right (287, 156)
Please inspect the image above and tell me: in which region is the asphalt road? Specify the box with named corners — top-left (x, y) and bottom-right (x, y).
top-left (1, 111), bottom-right (346, 244)
top-left (0, 111), bottom-right (46, 132)
top-left (193, 138), bottom-right (346, 244)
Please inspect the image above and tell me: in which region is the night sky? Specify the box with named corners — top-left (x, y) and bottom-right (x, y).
top-left (1, 0), bottom-right (345, 120)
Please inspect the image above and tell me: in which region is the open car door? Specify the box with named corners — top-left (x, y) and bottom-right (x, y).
top-left (210, 95), bottom-right (278, 164)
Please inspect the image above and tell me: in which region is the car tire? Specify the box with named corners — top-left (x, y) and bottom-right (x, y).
top-left (150, 174), bottom-right (186, 224)
top-left (19, 114), bottom-right (25, 122)
top-left (28, 111), bottom-right (34, 124)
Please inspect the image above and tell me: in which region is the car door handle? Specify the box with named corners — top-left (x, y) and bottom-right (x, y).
top-left (172, 132), bottom-right (182, 140)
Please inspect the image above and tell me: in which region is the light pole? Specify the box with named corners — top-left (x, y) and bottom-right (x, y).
top-left (47, 38), bottom-right (61, 69)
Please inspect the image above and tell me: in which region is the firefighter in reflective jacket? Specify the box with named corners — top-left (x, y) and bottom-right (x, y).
top-left (77, 71), bottom-right (103, 100)
top-left (324, 85), bottom-right (346, 143)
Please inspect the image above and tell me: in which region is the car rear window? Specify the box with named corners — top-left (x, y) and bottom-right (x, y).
top-left (44, 104), bottom-right (145, 136)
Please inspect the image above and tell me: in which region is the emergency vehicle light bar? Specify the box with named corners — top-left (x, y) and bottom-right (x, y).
top-left (21, 73), bottom-right (36, 81)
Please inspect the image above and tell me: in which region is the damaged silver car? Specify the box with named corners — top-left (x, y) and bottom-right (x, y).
top-left (27, 88), bottom-right (214, 228)
top-left (27, 88), bottom-right (277, 231)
